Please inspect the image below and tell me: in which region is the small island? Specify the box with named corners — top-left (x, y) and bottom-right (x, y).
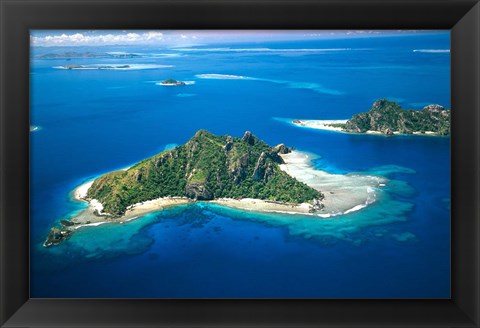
top-left (44, 130), bottom-right (384, 247)
top-left (158, 78), bottom-right (187, 86)
top-left (293, 99), bottom-right (450, 136)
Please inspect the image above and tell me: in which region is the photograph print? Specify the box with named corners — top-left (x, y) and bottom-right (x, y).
top-left (30, 30), bottom-right (450, 298)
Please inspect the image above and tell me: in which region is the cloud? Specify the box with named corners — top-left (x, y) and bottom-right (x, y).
top-left (31, 31), bottom-right (164, 46)
top-left (30, 30), bottom-right (438, 47)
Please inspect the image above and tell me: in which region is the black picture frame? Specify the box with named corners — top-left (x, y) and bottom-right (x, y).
top-left (1, 0), bottom-right (479, 327)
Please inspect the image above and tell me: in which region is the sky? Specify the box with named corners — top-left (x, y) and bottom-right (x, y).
top-left (29, 30), bottom-right (442, 47)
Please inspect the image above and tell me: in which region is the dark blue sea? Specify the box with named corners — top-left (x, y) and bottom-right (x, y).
top-left (30, 32), bottom-right (451, 298)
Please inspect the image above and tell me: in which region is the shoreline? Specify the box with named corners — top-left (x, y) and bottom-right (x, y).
top-left (210, 198), bottom-right (318, 216)
top-left (44, 150), bottom-right (385, 247)
top-left (44, 181), bottom-right (193, 247)
top-left (291, 119), bottom-right (442, 136)
top-left (70, 182), bottom-right (193, 227)
top-left (72, 150), bottom-right (383, 219)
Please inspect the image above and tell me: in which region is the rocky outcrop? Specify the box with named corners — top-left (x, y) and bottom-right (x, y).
top-left (252, 152), bottom-right (268, 181)
top-left (423, 104), bottom-right (446, 112)
top-left (231, 153), bottom-right (249, 184)
top-left (224, 136), bottom-right (234, 152)
top-left (44, 227), bottom-right (72, 247)
top-left (252, 152), bottom-right (276, 182)
top-left (269, 143), bottom-right (291, 163)
top-left (242, 131), bottom-right (256, 145)
top-left (185, 183), bottom-right (213, 200)
top-left (384, 128), bottom-right (394, 136)
top-left (309, 198), bottom-right (324, 213)
top-left (272, 143), bottom-right (291, 154)
top-left (134, 170), bottom-right (142, 182)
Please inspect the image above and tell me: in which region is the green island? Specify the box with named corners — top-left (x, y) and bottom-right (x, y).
top-left (88, 130), bottom-right (322, 216)
top-left (159, 78), bottom-right (187, 86)
top-left (293, 99), bottom-right (450, 136)
top-left (344, 99), bottom-right (450, 135)
top-left (44, 130), bottom-right (324, 247)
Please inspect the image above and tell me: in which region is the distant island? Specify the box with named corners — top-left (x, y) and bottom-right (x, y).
top-left (57, 64), bottom-right (131, 70)
top-left (293, 99), bottom-right (450, 136)
top-left (44, 130), bottom-right (384, 247)
top-left (38, 51), bottom-right (141, 59)
top-left (158, 79), bottom-right (187, 86)
top-left (54, 64), bottom-right (173, 71)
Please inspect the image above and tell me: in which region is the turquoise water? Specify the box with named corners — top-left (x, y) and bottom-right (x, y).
top-left (30, 32), bottom-right (450, 298)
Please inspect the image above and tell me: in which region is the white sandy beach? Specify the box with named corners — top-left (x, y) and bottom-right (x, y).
top-left (292, 119), bottom-right (348, 132)
top-left (211, 198), bottom-right (315, 216)
top-left (292, 119), bottom-right (438, 136)
top-left (70, 180), bottom-right (192, 228)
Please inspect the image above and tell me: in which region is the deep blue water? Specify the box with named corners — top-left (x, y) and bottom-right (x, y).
top-left (30, 32), bottom-right (450, 298)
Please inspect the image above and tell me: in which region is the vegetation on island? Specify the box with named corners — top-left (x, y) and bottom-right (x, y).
top-left (336, 99), bottom-right (450, 135)
top-left (86, 130), bottom-right (323, 217)
top-left (161, 78), bottom-right (186, 86)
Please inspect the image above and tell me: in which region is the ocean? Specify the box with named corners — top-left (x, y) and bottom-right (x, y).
top-left (30, 31), bottom-right (451, 298)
